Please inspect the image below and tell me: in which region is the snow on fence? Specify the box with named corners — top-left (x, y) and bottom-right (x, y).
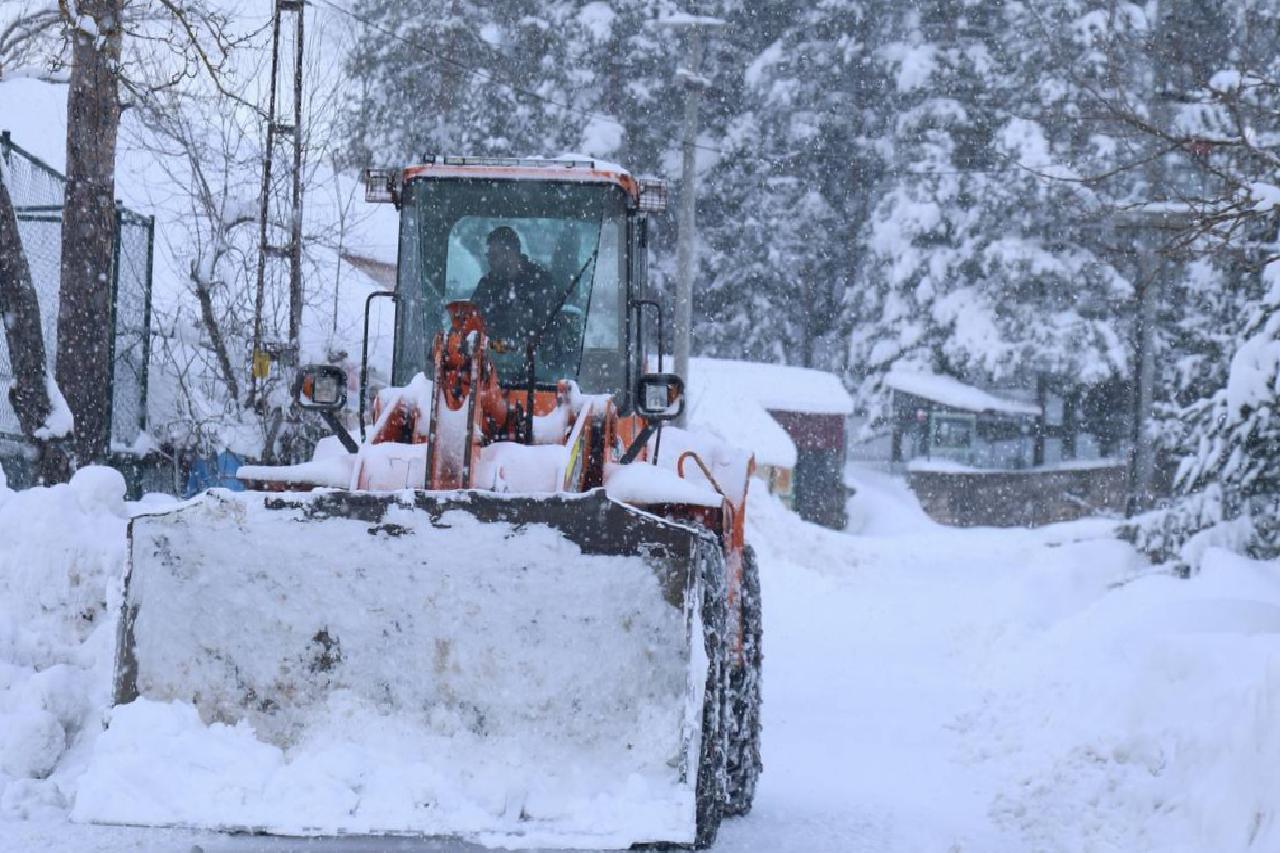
top-left (0, 130), bottom-right (153, 454)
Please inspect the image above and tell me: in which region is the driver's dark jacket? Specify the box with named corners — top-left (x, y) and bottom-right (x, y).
top-left (470, 255), bottom-right (562, 345)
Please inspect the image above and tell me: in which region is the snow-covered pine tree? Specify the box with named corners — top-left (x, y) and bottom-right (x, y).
top-left (1149, 1), bottom-right (1276, 443)
top-left (696, 0), bottom-right (884, 371)
top-left (556, 0), bottom-right (684, 169)
top-left (1131, 272), bottom-right (1280, 565)
top-left (849, 0), bottom-right (1143, 434)
top-left (343, 1), bottom-right (689, 169)
top-left (1119, 1), bottom-right (1280, 564)
top-left (847, 0), bottom-right (1013, 423)
top-left (344, 0), bottom-right (564, 165)
top-left (971, 0), bottom-right (1140, 412)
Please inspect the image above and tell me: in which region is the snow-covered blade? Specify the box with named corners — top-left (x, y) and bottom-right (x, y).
top-left (86, 489), bottom-right (719, 848)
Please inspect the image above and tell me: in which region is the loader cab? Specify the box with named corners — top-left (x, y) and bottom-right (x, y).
top-left (386, 158), bottom-right (663, 413)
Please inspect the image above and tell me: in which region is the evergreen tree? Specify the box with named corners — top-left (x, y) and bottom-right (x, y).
top-left (697, 0), bottom-right (885, 371)
top-left (849, 0), bottom-right (1142, 426)
top-left (1121, 0), bottom-right (1280, 564)
top-left (344, 0), bottom-right (567, 164)
top-left (1130, 273), bottom-right (1280, 564)
top-left (848, 1), bottom-right (1018, 419)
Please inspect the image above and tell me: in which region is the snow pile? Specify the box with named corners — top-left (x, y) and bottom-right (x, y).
top-left (843, 462), bottom-right (937, 535)
top-left (688, 357), bottom-right (854, 417)
top-left (734, 470), bottom-right (1280, 852)
top-left (236, 434), bottom-right (356, 488)
top-left (33, 378), bottom-right (73, 441)
top-left (688, 381), bottom-right (797, 469)
top-left (475, 441), bottom-right (570, 492)
top-left (604, 460), bottom-right (721, 507)
top-left (0, 468), bottom-right (127, 819)
top-left (74, 492), bottom-right (701, 846)
top-left (75, 694), bottom-right (693, 847)
top-left (967, 546), bottom-right (1280, 852)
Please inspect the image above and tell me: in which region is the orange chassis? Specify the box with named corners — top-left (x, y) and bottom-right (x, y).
top-left (287, 300), bottom-right (752, 662)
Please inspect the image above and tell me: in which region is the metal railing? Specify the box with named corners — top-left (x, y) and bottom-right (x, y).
top-left (0, 129), bottom-right (153, 450)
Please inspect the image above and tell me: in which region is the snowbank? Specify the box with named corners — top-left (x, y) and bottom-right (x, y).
top-left (969, 545), bottom-right (1280, 852)
top-left (747, 471), bottom-right (1280, 852)
top-left (5, 467), bottom-right (1280, 851)
top-left (0, 468), bottom-right (127, 820)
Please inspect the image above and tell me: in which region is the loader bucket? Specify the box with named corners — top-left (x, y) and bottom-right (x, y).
top-left (75, 489), bottom-right (724, 849)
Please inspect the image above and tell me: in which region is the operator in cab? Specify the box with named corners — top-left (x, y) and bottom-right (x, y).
top-left (471, 225), bottom-right (581, 376)
top-left (470, 226), bottom-right (563, 348)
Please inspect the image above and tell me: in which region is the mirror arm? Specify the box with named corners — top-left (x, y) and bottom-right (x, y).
top-left (620, 421), bottom-right (656, 465)
top-left (321, 410), bottom-right (360, 454)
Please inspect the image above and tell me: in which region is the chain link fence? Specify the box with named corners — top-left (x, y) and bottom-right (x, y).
top-left (0, 129), bottom-right (153, 451)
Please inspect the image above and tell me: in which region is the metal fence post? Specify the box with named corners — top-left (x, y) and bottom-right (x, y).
top-left (105, 200), bottom-right (123, 451)
top-left (139, 214), bottom-right (155, 436)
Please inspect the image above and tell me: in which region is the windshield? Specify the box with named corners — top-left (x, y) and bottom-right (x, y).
top-left (394, 178), bottom-right (627, 391)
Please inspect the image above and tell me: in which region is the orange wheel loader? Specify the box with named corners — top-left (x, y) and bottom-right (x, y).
top-left (103, 158), bottom-right (762, 849)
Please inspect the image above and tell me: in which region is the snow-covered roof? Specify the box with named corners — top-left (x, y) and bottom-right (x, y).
top-left (689, 358), bottom-right (854, 416)
top-left (684, 358), bottom-right (853, 470)
top-left (885, 370), bottom-right (1040, 417)
top-left (686, 382), bottom-right (797, 469)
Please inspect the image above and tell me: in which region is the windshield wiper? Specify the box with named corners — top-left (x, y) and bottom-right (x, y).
top-left (522, 218), bottom-right (605, 444)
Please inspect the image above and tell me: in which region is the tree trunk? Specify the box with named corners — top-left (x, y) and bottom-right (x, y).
top-left (56, 0), bottom-right (122, 467)
top-left (1062, 386), bottom-right (1079, 461)
top-left (0, 165), bottom-right (69, 483)
top-left (0, 165), bottom-right (51, 433)
top-left (191, 267), bottom-right (240, 403)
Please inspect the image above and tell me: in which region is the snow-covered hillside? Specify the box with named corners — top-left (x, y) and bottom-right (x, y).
top-left (3, 469), bottom-right (1280, 851)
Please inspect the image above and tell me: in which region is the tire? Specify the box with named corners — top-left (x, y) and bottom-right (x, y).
top-left (724, 544), bottom-right (763, 817)
top-left (692, 538), bottom-right (729, 850)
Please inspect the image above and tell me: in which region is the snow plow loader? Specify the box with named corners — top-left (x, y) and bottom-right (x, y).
top-left (91, 158), bottom-right (762, 849)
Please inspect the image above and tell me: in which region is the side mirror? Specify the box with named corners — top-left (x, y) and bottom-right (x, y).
top-left (296, 364), bottom-right (348, 411)
top-left (636, 372), bottom-right (684, 422)
top-left (294, 365), bottom-right (359, 454)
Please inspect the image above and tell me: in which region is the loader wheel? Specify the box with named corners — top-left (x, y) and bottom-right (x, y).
top-left (724, 544), bottom-right (763, 817)
top-left (692, 538), bottom-right (729, 850)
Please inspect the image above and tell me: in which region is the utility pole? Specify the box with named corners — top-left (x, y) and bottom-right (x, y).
top-left (1127, 248), bottom-right (1162, 515)
top-left (1126, 3), bottom-right (1175, 517)
top-left (659, 13), bottom-right (722, 426)
top-left (249, 0), bottom-right (305, 408)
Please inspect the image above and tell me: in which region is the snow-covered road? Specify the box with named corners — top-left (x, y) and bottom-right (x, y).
top-left (720, 471), bottom-right (1137, 852)
top-left (4, 468), bottom-right (1280, 852)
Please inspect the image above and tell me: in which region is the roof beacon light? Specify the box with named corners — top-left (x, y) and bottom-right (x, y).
top-left (637, 176), bottom-right (669, 213)
top-left (363, 168), bottom-right (400, 205)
